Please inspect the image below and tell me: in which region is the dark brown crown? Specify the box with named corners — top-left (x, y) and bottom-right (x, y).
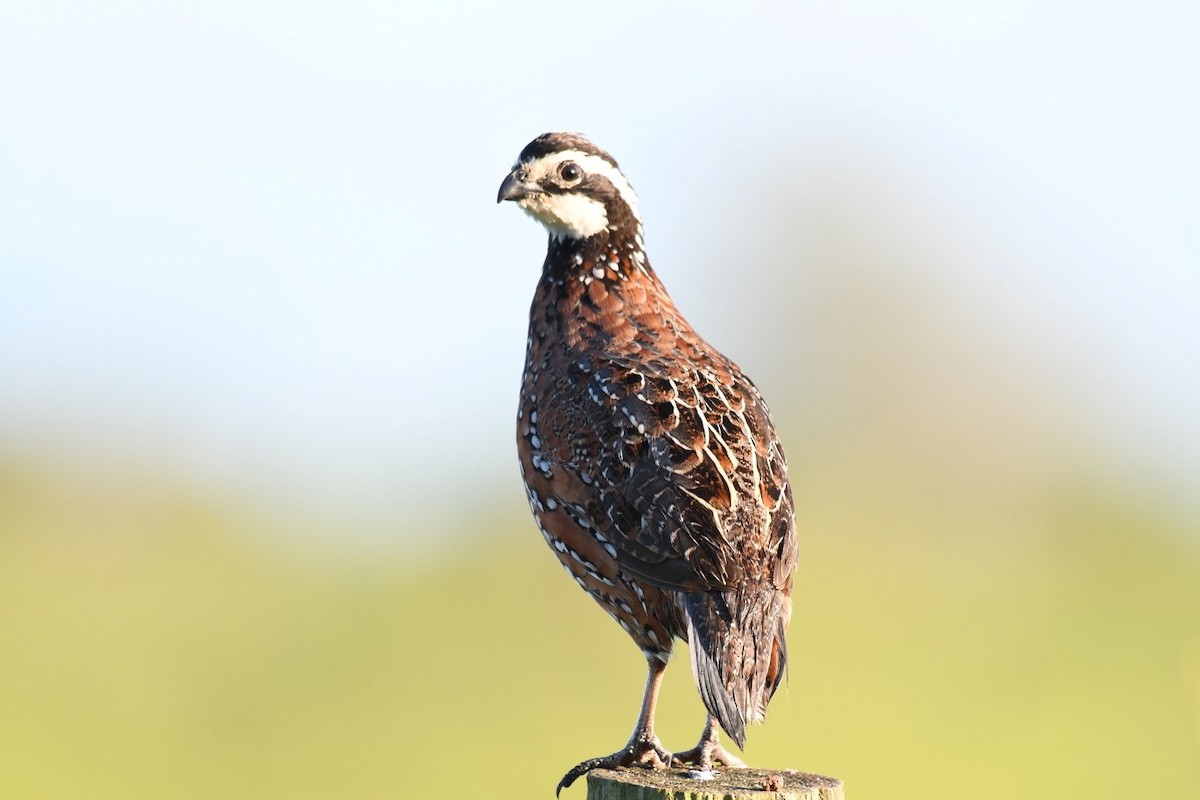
top-left (516, 132), bottom-right (620, 168)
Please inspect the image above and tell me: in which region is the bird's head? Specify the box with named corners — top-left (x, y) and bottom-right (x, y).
top-left (498, 132), bottom-right (641, 241)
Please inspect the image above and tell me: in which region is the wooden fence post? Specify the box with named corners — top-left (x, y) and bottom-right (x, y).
top-left (586, 767), bottom-right (844, 800)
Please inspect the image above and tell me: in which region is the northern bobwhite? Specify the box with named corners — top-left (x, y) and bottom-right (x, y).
top-left (498, 133), bottom-right (797, 794)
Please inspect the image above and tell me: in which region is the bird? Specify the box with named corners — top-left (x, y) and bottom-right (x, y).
top-left (498, 132), bottom-right (797, 795)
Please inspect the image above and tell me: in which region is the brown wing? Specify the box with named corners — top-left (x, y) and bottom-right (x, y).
top-left (548, 351), bottom-right (795, 594)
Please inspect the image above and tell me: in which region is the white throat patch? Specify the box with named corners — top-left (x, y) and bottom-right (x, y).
top-left (518, 191), bottom-right (609, 240)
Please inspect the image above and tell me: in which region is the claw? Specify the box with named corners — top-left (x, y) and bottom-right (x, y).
top-left (672, 714), bottom-right (747, 771)
top-left (672, 743), bottom-right (746, 770)
top-left (556, 737), bottom-right (673, 795)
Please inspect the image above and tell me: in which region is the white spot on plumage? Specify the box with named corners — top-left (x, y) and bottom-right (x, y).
top-left (568, 548), bottom-right (593, 568)
top-left (531, 453), bottom-right (553, 477)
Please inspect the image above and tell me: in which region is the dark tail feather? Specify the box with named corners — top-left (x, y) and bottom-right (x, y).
top-left (684, 587), bottom-right (790, 750)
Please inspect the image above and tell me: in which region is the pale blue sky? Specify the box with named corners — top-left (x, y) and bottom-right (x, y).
top-left (1, 1), bottom-right (1197, 527)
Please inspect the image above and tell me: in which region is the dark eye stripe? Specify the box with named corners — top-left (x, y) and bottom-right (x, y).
top-left (541, 174), bottom-right (618, 198)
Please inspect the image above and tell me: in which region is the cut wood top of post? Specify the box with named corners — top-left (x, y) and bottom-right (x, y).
top-left (586, 767), bottom-right (844, 800)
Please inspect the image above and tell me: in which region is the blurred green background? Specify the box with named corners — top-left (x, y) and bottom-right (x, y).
top-left (2, 433), bottom-right (1198, 798)
top-left (2, 1), bottom-right (1198, 798)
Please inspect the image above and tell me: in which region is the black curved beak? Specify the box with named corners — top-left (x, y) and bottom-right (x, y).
top-left (497, 168), bottom-right (535, 203)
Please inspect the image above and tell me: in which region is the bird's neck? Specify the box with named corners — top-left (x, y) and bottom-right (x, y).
top-left (527, 225), bottom-right (685, 359)
top-left (539, 225), bottom-right (658, 291)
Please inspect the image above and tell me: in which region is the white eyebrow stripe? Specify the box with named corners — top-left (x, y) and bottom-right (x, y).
top-left (559, 151), bottom-right (640, 217)
top-left (524, 149), bottom-right (641, 224)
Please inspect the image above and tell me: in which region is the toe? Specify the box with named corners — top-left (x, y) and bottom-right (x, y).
top-left (556, 738), bottom-right (673, 794)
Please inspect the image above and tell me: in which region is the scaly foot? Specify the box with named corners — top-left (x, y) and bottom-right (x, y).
top-left (672, 740), bottom-right (746, 770)
top-left (556, 734), bottom-right (673, 796)
top-left (672, 715), bottom-right (747, 771)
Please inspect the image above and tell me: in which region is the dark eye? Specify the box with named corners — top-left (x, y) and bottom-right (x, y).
top-left (559, 161), bottom-right (581, 182)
